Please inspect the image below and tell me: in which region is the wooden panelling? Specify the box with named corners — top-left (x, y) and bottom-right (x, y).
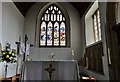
top-left (85, 41), bottom-right (103, 73)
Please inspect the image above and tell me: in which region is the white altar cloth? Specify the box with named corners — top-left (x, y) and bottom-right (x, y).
top-left (21, 60), bottom-right (79, 81)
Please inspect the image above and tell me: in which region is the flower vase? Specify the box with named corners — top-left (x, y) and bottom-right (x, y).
top-left (4, 62), bottom-right (8, 78)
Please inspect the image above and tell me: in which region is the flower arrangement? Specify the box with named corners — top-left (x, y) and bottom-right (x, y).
top-left (0, 43), bottom-right (17, 63)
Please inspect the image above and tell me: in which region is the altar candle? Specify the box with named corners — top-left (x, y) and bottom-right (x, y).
top-left (72, 50), bottom-right (74, 56)
top-left (51, 53), bottom-right (54, 56)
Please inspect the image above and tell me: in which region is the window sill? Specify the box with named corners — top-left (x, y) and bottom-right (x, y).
top-left (39, 46), bottom-right (70, 48)
top-left (86, 40), bottom-right (102, 48)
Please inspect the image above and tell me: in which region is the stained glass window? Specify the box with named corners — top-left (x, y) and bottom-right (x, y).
top-left (40, 5), bottom-right (67, 47)
top-left (93, 9), bottom-right (101, 42)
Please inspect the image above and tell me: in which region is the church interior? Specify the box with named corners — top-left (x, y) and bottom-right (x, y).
top-left (0, 0), bottom-right (120, 82)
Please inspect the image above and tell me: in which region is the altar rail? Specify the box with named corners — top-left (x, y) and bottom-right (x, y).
top-left (85, 41), bottom-right (104, 74)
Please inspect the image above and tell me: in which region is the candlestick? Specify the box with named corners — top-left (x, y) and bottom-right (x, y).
top-left (72, 50), bottom-right (74, 56)
top-left (72, 50), bottom-right (75, 60)
top-left (51, 53), bottom-right (54, 61)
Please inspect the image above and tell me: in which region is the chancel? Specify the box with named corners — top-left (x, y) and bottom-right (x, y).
top-left (0, 0), bottom-right (120, 82)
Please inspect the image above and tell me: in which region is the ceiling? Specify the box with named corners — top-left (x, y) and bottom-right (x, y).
top-left (14, 2), bottom-right (91, 17)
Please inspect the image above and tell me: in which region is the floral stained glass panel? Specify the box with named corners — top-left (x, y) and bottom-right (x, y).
top-left (54, 22), bottom-right (59, 46)
top-left (40, 21), bottom-right (46, 46)
top-left (47, 22), bottom-right (53, 46)
top-left (60, 22), bottom-right (66, 46)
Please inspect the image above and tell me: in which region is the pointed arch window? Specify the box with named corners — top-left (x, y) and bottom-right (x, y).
top-left (40, 4), bottom-right (69, 47)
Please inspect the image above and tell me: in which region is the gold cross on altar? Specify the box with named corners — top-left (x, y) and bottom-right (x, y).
top-left (45, 64), bottom-right (55, 80)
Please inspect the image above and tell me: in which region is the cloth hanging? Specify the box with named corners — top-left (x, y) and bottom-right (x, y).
top-left (19, 43), bottom-right (30, 56)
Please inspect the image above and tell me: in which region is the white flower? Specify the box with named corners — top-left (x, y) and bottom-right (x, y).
top-left (7, 48), bottom-right (10, 51)
top-left (10, 57), bottom-right (13, 60)
top-left (12, 53), bottom-right (14, 56)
